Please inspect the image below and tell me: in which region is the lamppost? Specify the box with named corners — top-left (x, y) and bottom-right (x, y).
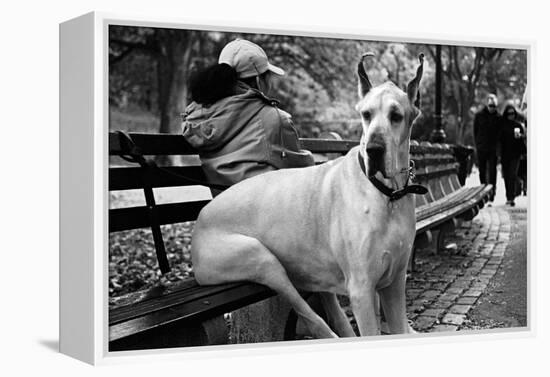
top-left (430, 44), bottom-right (446, 143)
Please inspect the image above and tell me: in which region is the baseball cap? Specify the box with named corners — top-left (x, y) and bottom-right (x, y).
top-left (218, 39), bottom-right (285, 79)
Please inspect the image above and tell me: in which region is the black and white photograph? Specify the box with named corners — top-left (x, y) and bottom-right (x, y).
top-left (5, 0), bottom-right (550, 372)
top-left (107, 24), bottom-right (528, 352)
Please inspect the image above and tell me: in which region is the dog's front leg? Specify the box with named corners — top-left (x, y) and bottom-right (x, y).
top-left (379, 269), bottom-right (415, 334)
top-left (348, 279), bottom-right (380, 336)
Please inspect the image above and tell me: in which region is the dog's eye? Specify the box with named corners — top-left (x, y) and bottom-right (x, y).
top-left (390, 112), bottom-right (403, 123)
top-left (362, 111), bottom-right (371, 121)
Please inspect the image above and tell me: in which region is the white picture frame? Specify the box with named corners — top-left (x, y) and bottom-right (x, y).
top-left (59, 11), bottom-right (533, 365)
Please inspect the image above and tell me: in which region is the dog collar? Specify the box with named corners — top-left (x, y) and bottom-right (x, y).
top-left (357, 152), bottom-right (428, 201)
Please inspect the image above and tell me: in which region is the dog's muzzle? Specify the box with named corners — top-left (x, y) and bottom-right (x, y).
top-left (366, 142), bottom-right (385, 176)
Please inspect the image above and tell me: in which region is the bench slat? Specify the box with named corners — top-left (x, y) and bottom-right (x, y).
top-left (299, 138), bottom-right (359, 154)
top-left (109, 133), bottom-right (464, 160)
top-left (417, 186), bottom-right (482, 221)
top-left (110, 132), bottom-right (197, 156)
top-left (111, 280), bottom-right (245, 324)
top-left (109, 200), bottom-right (210, 232)
top-left (109, 282), bottom-right (274, 343)
top-left (414, 167), bottom-right (458, 181)
top-left (110, 166), bottom-right (207, 190)
top-left (416, 185), bottom-right (492, 233)
top-left (109, 132), bottom-right (362, 156)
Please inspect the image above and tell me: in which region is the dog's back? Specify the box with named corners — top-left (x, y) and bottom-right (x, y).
top-left (191, 150), bottom-right (359, 293)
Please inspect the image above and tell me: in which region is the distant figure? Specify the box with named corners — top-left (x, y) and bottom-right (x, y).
top-left (499, 104), bottom-right (526, 206)
top-left (181, 39), bottom-right (314, 190)
top-left (517, 102), bottom-right (528, 196)
top-left (474, 94), bottom-right (500, 202)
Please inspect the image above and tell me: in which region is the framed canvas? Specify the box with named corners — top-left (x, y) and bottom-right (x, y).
top-left (59, 11), bottom-right (532, 365)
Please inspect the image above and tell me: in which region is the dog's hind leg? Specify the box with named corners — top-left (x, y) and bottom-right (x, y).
top-left (192, 233), bottom-right (338, 339)
top-left (319, 292), bottom-right (356, 337)
top-left (254, 252), bottom-right (339, 339)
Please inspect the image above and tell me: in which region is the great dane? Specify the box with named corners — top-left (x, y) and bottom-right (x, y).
top-left (191, 53), bottom-right (426, 338)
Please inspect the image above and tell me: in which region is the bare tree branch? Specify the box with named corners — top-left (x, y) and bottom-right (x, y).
top-left (452, 46), bottom-right (463, 79)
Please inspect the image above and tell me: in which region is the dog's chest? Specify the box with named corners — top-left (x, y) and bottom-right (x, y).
top-left (368, 200), bottom-right (415, 241)
top-left (353, 198), bottom-right (416, 259)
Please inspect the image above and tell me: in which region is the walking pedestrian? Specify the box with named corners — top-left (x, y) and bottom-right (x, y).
top-left (499, 104), bottom-right (526, 206)
top-left (517, 102), bottom-right (528, 196)
top-left (474, 94), bottom-right (501, 202)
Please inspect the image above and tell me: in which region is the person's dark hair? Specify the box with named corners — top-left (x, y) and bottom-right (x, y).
top-left (239, 76), bottom-right (258, 89)
top-left (189, 63), bottom-right (237, 106)
top-left (503, 104), bottom-right (517, 119)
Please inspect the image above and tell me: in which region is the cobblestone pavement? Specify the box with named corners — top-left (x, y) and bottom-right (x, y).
top-left (406, 206), bottom-right (513, 332)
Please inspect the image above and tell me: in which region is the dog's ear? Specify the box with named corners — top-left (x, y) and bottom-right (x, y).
top-left (357, 52), bottom-right (375, 99)
top-left (406, 53), bottom-right (425, 108)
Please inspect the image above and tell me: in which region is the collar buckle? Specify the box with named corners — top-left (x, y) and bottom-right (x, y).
top-left (357, 151), bottom-right (428, 201)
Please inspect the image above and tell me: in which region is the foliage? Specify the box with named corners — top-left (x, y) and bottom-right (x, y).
top-left (109, 222), bottom-right (195, 299)
top-left (109, 26), bottom-right (527, 145)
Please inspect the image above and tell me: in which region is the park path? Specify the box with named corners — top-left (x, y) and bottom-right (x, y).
top-left (406, 205), bottom-right (524, 332)
top-left (405, 166), bottom-right (527, 332)
top-left (463, 205), bottom-right (527, 330)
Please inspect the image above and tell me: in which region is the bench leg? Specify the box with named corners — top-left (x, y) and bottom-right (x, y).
top-left (229, 295), bottom-right (292, 344)
top-left (200, 316), bottom-right (230, 345)
top-left (436, 219), bottom-right (458, 253)
top-left (109, 315), bottom-right (229, 351)
top-left (459, 205), bottom-right (479, 222)
top-left (410, 231), bottom-right (433, 271)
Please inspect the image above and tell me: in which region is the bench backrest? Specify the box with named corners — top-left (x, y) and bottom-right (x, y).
top-left (409, 140), bottom-right (461, 207)
top-left (108, 133), bottom-right (359, 231)
top-left (109, 132), bottom-right (462, 272)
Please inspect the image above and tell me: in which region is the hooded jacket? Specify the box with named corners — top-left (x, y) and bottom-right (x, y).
top-left (499, 118), bottom-right (526, 159)
top-left (182, 83), bottom-right (315, 186)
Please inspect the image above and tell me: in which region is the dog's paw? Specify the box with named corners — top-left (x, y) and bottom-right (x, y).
top-left (407, 320), bottom-right (417, 334)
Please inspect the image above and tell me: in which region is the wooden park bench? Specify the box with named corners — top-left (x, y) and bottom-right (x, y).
top-left (108, 132), bottom-right (492, 351)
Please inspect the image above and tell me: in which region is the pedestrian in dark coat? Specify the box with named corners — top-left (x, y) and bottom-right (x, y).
top-left (499, 104), bottom-right (526, 206)
top-left (474, 94), bottom-right (501, 201)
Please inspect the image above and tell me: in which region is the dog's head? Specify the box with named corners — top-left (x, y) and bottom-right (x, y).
top-left (356, 53), bottom-right (424, 178)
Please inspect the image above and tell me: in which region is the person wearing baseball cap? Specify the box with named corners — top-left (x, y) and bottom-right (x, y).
top-left (219, 39), bottom-right (285, 78)
top-left (182, 39), bottom-right (314, 191)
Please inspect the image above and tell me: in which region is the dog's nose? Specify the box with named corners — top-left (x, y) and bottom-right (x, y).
top-left (366, 143), bottom-right (385, 160)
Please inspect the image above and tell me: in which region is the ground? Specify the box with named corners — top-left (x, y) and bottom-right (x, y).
top-left (462, 206), bottom-right (527, 330)
top-left (406, 166), bottom-right (527, 332)
top-left (409, 204), bottom-right (526, 332)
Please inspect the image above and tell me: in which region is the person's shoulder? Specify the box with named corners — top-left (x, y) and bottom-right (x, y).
top-left (474, 107), bottom-right (485, 118)
top-left (258, 102), bottom-right (291, 124)
top-left (512, 119), bottom-right (524, 128)
top-left (238, 87), bottom-right (291, 124)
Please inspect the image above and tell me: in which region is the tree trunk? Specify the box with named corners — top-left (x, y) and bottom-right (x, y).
top-left (155, 30), bottom-right (194, 164)
top-left (456, 86), bottom-right (476, 145)
top-left (156, 30), bottom-right (193, 135)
